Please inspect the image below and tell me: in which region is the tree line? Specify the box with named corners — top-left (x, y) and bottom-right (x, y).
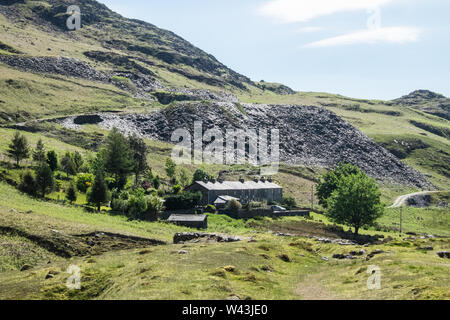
top-left (6, 129), bottom-right (210, 218)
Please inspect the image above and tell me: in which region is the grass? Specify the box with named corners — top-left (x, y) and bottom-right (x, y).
top-left (0, 181), bottom-right (449, 300)
top-left (0, 65), bottom-right (141, 123)
top-left (379, 207), bottom-right (450, 236)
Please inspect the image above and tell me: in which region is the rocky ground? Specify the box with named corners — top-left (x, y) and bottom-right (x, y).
top-left (0, 55), bottom-right (108, 82)
top-left (58, 101), bottom-right (433, 189)
top-left (393, 89), bottom-right (450, 120)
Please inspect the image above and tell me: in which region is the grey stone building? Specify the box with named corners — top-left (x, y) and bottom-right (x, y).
top-left (167, 214), bottom-right (208, 229)
top-left (187, 178), bottom-right (283, 205)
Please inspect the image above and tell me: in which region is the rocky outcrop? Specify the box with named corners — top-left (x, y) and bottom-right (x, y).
top-left (0, 55), bottom-right (109, 81)
top-left (0, 0), bottom-right (253, 91)
top-left (406, 194), bottom-right (432, 208)
top-left (0, 54), bottom-right (237, 103)
top-left (437, 251), bottom-right (450, 259)
top-left (393, 90), bottom-right (450, 121)
top-left (173, 232), bottom-right (243, 244)
top-left (154, 88), bottom-right (239, 105)
top-left (89, 101), bottom-right (432, 188)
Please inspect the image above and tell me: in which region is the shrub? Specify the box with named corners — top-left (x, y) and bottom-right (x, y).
top-left (54, 180), bottom-right (63, 192)
top-left (144, 188), bottom-right (158, 196)
top-left (119, 190), bottom-right (130, 200)
top-left (111, 198), bottom-right (128, 214)
top-left (145, 195), bottom-right (165, 221)
top-left (164, 191), bottom-right (202, 210)
top-left (193, 168), bottom-right (211, 182)
top-left (19, 171), bottom-right (37, 196)
top-left (205, 204), bottom-right (217, 213)
top-left (75, 173), bottom-right (94, 193)
top-left (226, 199), bottom-right (242, 218)
top-left (282, 196), bottom-right (297, 210)
top-left (153, 176), bottom-right (161, 190)
top-left (105, 177), bottom-right (117, 190)
top-left (171, 184), bottom-right (183, 194)
top-left (126, 189), bottom-right (148, 219)
top-left (66, 184), bottom-right (77, 203)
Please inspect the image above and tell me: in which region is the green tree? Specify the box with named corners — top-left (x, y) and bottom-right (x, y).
top-left (87, 172), bottom-right (109, 211)
top-left (282, 196), bottom-right (297, 210)
top-left (7, 132), bottom-right (30, 166)
top-left (35, 163), bottom-right (55, 198)
top-left (61, 152), bottom-right (76, 177)
top-left (128, 134), bottom-right (149, 185)
top-left (66, 184), bottom-right (77, 204)
top-left (103, 128), bottom-right (133, 190)
top-left (46, 150), bottom-right (59, 172)
top-left (326, 172), bottom-right (384, 235)
top-left (32, 139), bottom-right (46, 163)
top-left (193, 168), bottom-right (211, 182)
top-left (88, 152), bottom-right (104, 174)
top-left (179, 167), bottom-right (191, 187)
top-left (316, 162), bottom-right (362, 208)
top-left (72, 151), bottom-right (84, 172)
top-left (19, 171), bottom-right (37, 197)
top-left (152, 175), bottom-right (161, 190)
top-left (165, 158), bottom-right (177, 181)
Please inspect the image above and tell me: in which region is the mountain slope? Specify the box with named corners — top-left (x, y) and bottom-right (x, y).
top-left (0, 0), bottom-right (252, 90)
top-left (393, 90), bottom-right (450, 121)
top-left (0, 0), bottom-right (448, 190)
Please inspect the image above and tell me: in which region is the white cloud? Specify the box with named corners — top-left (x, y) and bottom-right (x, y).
top-left (297, 27), bottom-right (324, 33)
top-left (259, 0), bottom-right (393, 23)
top-left (304, 27), bottom-right (421, 47)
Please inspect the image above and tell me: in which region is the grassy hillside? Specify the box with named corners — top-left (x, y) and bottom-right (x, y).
top-left (0, 181), bottom-right (448, 300)
top-left (0, 0), bottom-right (448, 301)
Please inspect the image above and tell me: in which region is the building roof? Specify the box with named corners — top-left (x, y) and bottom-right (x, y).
top-left (167, 214), bottom-right (207, 222)
top-left (214, 195), bottom-right (239, 204)
top-left (193, 180), bottom-right (282, 191)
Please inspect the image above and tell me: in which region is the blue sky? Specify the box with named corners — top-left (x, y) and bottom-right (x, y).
top-left (98, 0), bottom-right (450, 100)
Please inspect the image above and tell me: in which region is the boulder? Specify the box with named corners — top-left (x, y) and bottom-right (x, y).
top-left (437, 251), bottom-right (450, 259)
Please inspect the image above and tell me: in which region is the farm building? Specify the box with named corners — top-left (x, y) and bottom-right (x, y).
top-left (187, 178), bottom-right (283, 205)
top-left (167, 214), bottom-right (208, 229)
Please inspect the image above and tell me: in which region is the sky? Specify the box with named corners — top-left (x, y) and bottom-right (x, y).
top-left (98, 0), bottom-right (450, 100)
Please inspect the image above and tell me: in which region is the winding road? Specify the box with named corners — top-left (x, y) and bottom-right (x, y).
top-left (388, 191), bottom-right (438, 208)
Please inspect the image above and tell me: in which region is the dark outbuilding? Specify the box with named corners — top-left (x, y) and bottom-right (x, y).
top-left (167, 214), bottom-right (208, 229)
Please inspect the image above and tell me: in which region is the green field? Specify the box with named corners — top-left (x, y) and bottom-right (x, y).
top-left (0, 181), bottom-right (449, 300)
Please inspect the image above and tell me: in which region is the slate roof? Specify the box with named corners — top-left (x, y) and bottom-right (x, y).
top-left (167, 214), bottom-right (207, 222)
top-left (193, 180), bottom-right (282, 191)
top-left (214, 195), bottom-right (239, 204)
